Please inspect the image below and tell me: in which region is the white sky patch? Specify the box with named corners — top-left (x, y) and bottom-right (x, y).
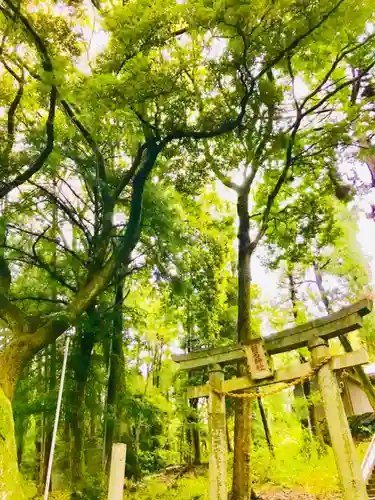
top-left (204, 37), bottom-right (227, 61)
top-left (293, 76), bottom-right (310, 99)
top-left (74, 0), bottom-right (109, 74)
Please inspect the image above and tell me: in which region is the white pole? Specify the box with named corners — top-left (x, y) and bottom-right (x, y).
top-left (44, 336), bottom-right (70, 500)
top-left (108, 443), bottom-right (127, 500)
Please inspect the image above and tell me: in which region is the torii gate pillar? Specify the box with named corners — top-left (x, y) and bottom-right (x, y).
top-left (309, 337), bottom-right (368, 500)
top-left (208, 364), bottom-right (227, 500)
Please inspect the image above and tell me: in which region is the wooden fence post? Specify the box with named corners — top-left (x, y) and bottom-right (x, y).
top-left (108, 443), bottom-right (127, 500)
top-left (208, 364), bottom-right (227, 500)
top-left (309, 337), bottom-right (368, 500)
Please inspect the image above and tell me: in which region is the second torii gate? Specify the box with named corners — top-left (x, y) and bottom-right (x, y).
top-left (172, 298), bottom-right (373, 500)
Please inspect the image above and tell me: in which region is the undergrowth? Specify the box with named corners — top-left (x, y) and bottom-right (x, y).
top-left (128, 440), bottom-right (369, 499)
top-left (24, 440), bottom-right (370, 499)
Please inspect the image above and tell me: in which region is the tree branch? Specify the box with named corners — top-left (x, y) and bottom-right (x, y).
top-left (2, 245), bottom-right (77, 293)
top-left (0, 292), bottom-right (32, 333)
top-left (0, 85), bottom-right (57, 199)
top-left (256, 0), bottom-right (346, 81)
top-left (3, 0), bottom-right (52, 71)
top-left (117, 27), bottom-right (187, 74)
top-left (61, 99), bottom-right (107, 188)
top-left (1, 59), bottom-right (24, 164)
top-left (113, 143), bottom-right (145, 199)
top-left (28, 180), bottom-right (92, 242)
top-left (163, 82), bottom-right (251, 143)
top-left (10, 296), bottom-right (68, 305)
top-left (302, 59), bottom-right (375, 118)
top-left (300, 32), bottom-right (375, 110)
top-left (250, 115), bottom-right (302, 253)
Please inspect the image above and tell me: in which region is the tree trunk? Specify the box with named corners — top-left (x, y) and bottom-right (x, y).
top-left (70, 380), bottom-right (86, 498)
top-left (90, 406), bottom-right (96, 440)
top-left (190, 398), bottom-right (201, 465)
top-left (63, 409), bottom-right (71, 474)
top-left (15, 408), bottom-right (27, 468)
top-left (226, 415), bottom-right (232, 453)
top-left (13, 368), bottom-right (29, 469)
top-left (70, 313), bottom-right (97, 497)
top-left (257, 397), bottom-right (274, 457)
top-left (288, 269), bottom-right (318, 438)
top-left (313, 263), bottom-right (375, 410)
top-left (41, 187), bottom-right (58, 492)
top-left (34, 357), bottom-right (43, 486)
top-left (0, 386), bottom-right (25, 499)
top-left (232, 191), bottom-right (253, 499)
top-left (104, 279), bottom-right (126, 471)
top-left (233, 398), bottom-right (252, 499)
top-left (42, 342), bottom-right (56, 492)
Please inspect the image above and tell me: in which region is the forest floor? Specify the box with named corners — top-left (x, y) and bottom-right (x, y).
top-left (128, 465), bottom-right (342, 500)
top-left (255, 487), bottom-right (341, 499)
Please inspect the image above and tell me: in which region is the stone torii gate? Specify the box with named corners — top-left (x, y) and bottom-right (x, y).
top-left (172, 298), bottom-right (373, 500)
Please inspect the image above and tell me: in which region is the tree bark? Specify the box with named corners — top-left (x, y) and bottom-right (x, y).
top-left (226, 415), bottom-right (232, 453)
top-left (34, 357), bottom-right (42, 486)
top-left (70, 380), bottom-right (86, 498)
top-left (104, 279), bottom-right (126, 472)
top-left (63, 409), bottom-right (71, 475)
top-left (41, 342), bottom-right (56, 492)
top-left (257, 397), bottom-right (274, 457)
top-left (0, 386), bottom-right (25, 499)
top-left (232, 191), bottom-right (253, 499)
top-left (233, 398), bottom-right (252, 499)
top-left (13, 368), bottom-right (29, 469)
top-left (70, 312), bottom-right (97, 497)
top-left (190, 398), bottom-right (201, 466)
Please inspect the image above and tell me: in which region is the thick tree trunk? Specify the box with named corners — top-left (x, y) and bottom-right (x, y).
top-left (232, 191), bottom-right (253, 499)
top-left (0, 386), bottom-right (25, 499)
top-left (13, 368), bottom-right (29, 469)
top-left (15, 410), bottom-right (27, 468)
top-left (233, 398), bottom-right (252, 499)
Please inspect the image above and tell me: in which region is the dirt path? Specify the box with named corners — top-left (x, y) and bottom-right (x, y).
top-left (256, 487), bottom-right (341, 499)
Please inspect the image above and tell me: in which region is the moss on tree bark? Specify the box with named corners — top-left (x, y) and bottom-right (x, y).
top-left (0, 387), bottom-right (25, 499)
